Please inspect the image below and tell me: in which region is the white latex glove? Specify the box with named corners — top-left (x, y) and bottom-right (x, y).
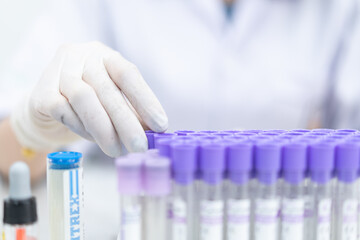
top-left (10, 42), bottom-right (168, 157)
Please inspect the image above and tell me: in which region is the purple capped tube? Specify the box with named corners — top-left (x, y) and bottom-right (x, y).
top-left (198, 143), bottom-right (226, 240)
top-left (333, 142), bottom-right (359, 240)
top-left (143, 156), bottom-right (171, 240)
top-left (280, 143), bottom-right (307, 240)
top-left (225, 142), bottom-right (253, 240)
top-left (115, 156), bottom-right (143, 240)
top-left (254, 143), bottom-right (282, 240)
top-left (170, 142), bottom-right (198, 240)
top-left (307, 143), bottom-right (335, 240)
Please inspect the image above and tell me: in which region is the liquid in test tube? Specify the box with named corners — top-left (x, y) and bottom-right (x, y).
top-left (225, 142), bottom-right (253, 240)
top-left (47, 151), bottom-right (84, 240)
top-left (170, 142), bottom-right (198, 240)
top-left (333, 143), bottom-right (359, 240)
top-left (307, 143), bottom-right (335, 240)
top-left (143, 156), bottom-right (171, 240)
top-left (198, 143), bottom-right (226, 240)
top-left (253, 143), bottom-right (282, 240)
top-left (281, 143), bottom-right (307, 240)
top-left (116, 156), bottom-right (143, 240)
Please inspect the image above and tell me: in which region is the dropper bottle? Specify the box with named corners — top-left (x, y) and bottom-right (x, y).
top-left (2, 162), bottom-right (38, 240)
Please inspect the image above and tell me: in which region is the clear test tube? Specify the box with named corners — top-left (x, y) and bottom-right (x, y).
top-left (47, 151), bottom-right (84, 240)
top-left (333, 143), bottom-right (359, 240)
top-left (253, 143), bottom-right (282, 240)
top-left (280, 143), bottom-right (307, 240)
top-left (115, 156), bottom-right (143, 240)
top-left (143, 156), bottom-right (171, 240)
top-left (307, 143), bottom-right (335, 240)
top-left (225, 142), bottom-right (253, 240)
top-left (170, 142), bottom-right (198, 240)
top-left (198, 143), bottom-right (226, 240)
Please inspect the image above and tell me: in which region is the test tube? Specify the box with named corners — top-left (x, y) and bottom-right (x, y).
top-left (47, 151), bottom-right (84, 240)
top-left (198, 143), bottom-right (226, 240)
top-left (143, 156), bottom-right (171, 240)
top-left (253, 143), bottom-right (282, 240)
top-left (170, 142), bottom-right (198, 240)
top-left (225, 142), bottom-right (253, 240)
top-left (307, 143), bottom-right (335, 240)
top-left (333, 143), bottom-right (359, 240)
top-left (116, 156), bottom-right (143, 240)
top-left (3, 162), bottom-right (38, 239)
top-left (281, 143), bottom-right (307, 240)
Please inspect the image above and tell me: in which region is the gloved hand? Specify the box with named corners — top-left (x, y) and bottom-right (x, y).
top-left (10, 42), bottom-right (168, 157)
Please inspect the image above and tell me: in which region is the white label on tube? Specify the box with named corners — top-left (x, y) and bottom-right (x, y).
top-left (121, 205), bottom-right (141, 240)
top-left (281, 198), bottom-right (305, 240)
top-left (316, 199), bottom-right (331, 240)
top-left (254, 198), bottom-right (279, 240)
top-left (341, 199), bottom-right (357, 240)
top-left (200, 200), bottom-right (224, 240)
top-left (172, 199), bottom-right (187, 240)
top-left (63, 168), bottom-right (84, 240)
top-left (227, 199), bottom-right (250, 240)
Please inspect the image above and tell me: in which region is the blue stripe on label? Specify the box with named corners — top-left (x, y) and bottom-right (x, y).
top-left (70, 170), bottom-right (73, 196)
top-left (76, 169), bottom-right (79, 195)
top-left (69, 169), bottom-right (81, 240)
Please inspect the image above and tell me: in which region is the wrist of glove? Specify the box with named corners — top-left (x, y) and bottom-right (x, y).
top-left (10, 96), bottom-right (81, 151)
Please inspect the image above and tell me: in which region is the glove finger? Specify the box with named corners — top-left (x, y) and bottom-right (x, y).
top-left (83, 59), bottom-right (148, 152)
top-left (59, 53), bottom-right (122, 157)
top-left (103, 50), bottom-right (168, 133)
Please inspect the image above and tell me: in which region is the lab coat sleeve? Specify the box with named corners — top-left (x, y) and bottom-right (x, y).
top-left (0, 0), bottom-right (114, 118)
top-left (327, 0), bottom-right (360, 129)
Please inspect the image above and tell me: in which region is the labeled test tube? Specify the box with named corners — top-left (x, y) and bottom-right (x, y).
top-left (3, 162), bottom-right (38, 240)
top-left (253, 143), bottom-right (282, 240)
top-left (116, 156), bottom-right (143, 240)
top-left (225, 142), bottom-right (253, 240)
top-left (170, 142), bottom-right (198, 240)
top-left (47, 151), bottom-right (84, 240)
top-left (307, 143), bottom-right (335, 240)
top-left (143, 156), bottom-right (171, 240)
top-left (281, 143), bottom-right (307, 240)
top-left (333, 143), bottom-right (359, 240)
top-left (198, 143), bottom-right (226, 240)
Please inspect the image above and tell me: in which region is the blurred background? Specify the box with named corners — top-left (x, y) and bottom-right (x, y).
top-left (0, 0), bottom-right (47, 73)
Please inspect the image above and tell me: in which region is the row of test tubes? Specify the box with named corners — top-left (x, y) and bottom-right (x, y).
top-left (116, 128), bottom-right (360, 240)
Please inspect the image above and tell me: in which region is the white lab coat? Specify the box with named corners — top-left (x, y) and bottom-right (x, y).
top-left (1, 0), bottom-right (360, 131)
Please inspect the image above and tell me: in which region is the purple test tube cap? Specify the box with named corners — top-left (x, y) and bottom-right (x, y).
top-left (199, 143), bottom-right (226, 184)
top-left (255, 143), bottom-right (282, 184)
top-left (144, 156), bottom-right (171, 196)
top-left (154, 133), bottom-right (176, 148)
top-left (115, 156), bottom-right (143, 195)
top-left (157, 138), bottom-right (173, 158)
top-left (282, 143), bottom-right (307, 184)
top-left (171, 142), bottom-right (198, 185)
top-left (145, 131), bottom-right (155, 149)
top-left (227, 142), bottom-right (253, 184)
top-left (335, 142), bottom-right (360, 183)
top-left (308, 143), bottom-right (335, 183)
